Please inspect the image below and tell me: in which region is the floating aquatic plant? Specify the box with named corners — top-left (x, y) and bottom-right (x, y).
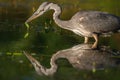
top-left (25, 22), bottom-right (30, 30)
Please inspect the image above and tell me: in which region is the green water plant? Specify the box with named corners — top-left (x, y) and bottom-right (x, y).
top-left (24, 23), bottom-right (30, 38)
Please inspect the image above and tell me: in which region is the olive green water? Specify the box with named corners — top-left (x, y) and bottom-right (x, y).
top-left (0, 0), bottom-right (120, 80)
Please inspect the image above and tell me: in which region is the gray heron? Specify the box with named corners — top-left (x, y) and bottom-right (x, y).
top-left (25, 2), bottom-right (120, 48)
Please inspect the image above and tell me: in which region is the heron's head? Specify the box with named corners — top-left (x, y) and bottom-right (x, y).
top-left (25, 2), bottom-right (53, 23)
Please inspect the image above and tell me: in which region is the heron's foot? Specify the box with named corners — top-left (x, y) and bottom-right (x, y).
top-left (91, 44), bottom-right (98, 49)
top-left (84, 37), bottom-right (89, 44)
top-left (92, 33), bottom-right (99, 49)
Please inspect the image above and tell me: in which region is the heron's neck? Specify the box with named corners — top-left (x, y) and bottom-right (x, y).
top-left (52, 5), bottom-right (72, 30)
top-left (44, 54), bottom-right (58, 76)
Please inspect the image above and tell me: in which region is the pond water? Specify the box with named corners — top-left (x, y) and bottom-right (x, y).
top-left (0, 0), bottom-right (120, 80)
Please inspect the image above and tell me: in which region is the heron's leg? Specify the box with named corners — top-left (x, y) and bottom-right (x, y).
top-left (84, 37), bottom-right (89, 43)
top-left (92, 33), bottom-right (98, 49)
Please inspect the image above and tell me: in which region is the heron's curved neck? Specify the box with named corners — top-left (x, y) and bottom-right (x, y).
top-left (44, 51), bottom-right (66, 76)
top-left (44, 54), bottom-right (58, 76)
top-left (51, 4), bottom-right (71, 30)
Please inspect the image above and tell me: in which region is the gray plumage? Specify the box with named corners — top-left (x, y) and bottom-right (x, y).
top-left (71, 11), bottom-right (120, 36)
top-left (25, 2), bottom-right (120, 48)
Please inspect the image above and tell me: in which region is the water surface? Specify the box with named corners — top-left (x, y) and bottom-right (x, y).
top-left (0, 0), bottom-right (120, 80)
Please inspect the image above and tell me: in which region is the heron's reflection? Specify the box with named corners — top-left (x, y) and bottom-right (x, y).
top-left (23, 44), bottom-right (120, 76)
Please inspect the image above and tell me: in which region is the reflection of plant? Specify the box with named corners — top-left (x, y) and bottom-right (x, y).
top-left (44, 20), bottom-right (53, 33)
top-left (24, 23), bottom-right (30, 38)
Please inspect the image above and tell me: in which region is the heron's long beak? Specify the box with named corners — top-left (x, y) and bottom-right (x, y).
top-left (25, 12), bottom-right (42, 23)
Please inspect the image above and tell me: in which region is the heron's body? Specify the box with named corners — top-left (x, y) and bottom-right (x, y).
top-left (26, 2), bottom-right (120, 48)
top-left (70, 11), bottom-right (120, 37)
